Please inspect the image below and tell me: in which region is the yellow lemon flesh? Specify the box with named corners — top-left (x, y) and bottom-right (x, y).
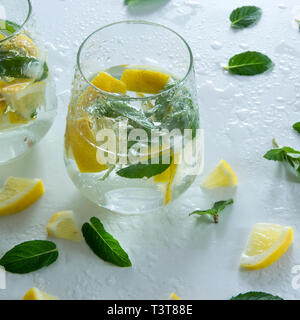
top-left (240, 223), bottom-right (294, 270)
top-left (47, 211), bottom-right (81, 242)
top-left (0, 33), bottom-right (39, 58)
top-left (91, 71), bottom-right (127, 94)
top-left (65, 117), bottom-right (108, 173)
top-left (0, 100), bottom-right (6, 116)
top-left (0, 80), bottom-right (45, 121)
top-left (169, 293), bottom-right (181, 300)
top-left (154, 159), bottom-right (178, 205)
top-left (0, 177), bottom-right (44, 216)
top-left (23, 288), bottom-right (58, 300)
top-left (121, 69), bottom-right (170, 94)
top-left (201, 160), bottom-right (238, 189)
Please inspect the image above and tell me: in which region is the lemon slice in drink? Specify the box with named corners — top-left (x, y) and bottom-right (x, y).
top-left (240, 223), bottom-right (294, 270)
top-left (121, 69), bottom-right (170, 94)
top-left (23, 288), bottom-right (58, 300)
top-left (65, 117), bottom-right (108, 173)
top-left (0, 80), bottom-right (45, 120)
top-left (0, 33), bottom-right (39, 58)
top-left (91, 71), bottom-right (127, 94)
top-left (201, 160), bottom-right (238, 189)
top-left (47, 211), bottom-right (81, 242)
top-left (0, 177), bottom-right (44, 216)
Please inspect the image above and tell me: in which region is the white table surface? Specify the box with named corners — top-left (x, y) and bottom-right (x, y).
top-left (1, 0), bottom-right (300, 300)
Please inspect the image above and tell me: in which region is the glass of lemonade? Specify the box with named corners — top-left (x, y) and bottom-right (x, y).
top-left (65, 21), bottom-right (203, 214)
top-left (0, 0), bottom-right (57, 163)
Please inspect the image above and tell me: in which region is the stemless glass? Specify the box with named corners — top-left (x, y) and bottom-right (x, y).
top-left (65, 21), bottom-right (203, 214)
top-left (0, 0), bottom-right (57, 163)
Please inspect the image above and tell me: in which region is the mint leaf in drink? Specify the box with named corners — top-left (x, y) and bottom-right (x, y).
top-left (231, 292), bottom-right (283, 300)
top-left (0, 240), bottom-right (58, 274)
top-left (296, 19), bottom-right (300, 30)
top-left (264, 145), bottom-right (300, 174)
top-left (293, 122), bottom-right (300, 134)
top-left (116, 162), bottom-right (171, 179)
top-left (224, 51), bottom-right (274, 76)
top-left (0, 53), bottom-right (48, 80)
top-left (150, 84), bottom-right (200, 138)
top-left (0, 19), bottom-right (21, 35)
top-left (82, 217), bottom-right (132, 268)
top-left (190, 199), bottom-right (234, 224)
top-left (230, 6), bottom-right (262, 29)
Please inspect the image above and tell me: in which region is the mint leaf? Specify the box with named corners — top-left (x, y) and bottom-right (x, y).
top-left (190, 199), bottom-right (234, 224)
top-left (293, 122), bottom-right (300, 134)
top-left (230, 6), bottom-right (262, 29)
top-left (296, 19), bottom-right (300, 30)
top-left (116, 162), bottom-right (171, 179)
top-left (0, 240), bottom-right (58, 274)
top-left (0, 53), bottom-right (48, 80)
top-left (224, 51), bottom-right (274, 76)
top-left (231, 292), bottom-right (283, 300)
top-left (264, 145), bottom-right (300, 174)
top-left (0, 19), bottom-right (20, 35)
top-left (82, 217), bottom-right (132, 268)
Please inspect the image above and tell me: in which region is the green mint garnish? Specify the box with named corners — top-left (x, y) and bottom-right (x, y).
top-left (231, 291), bottom-right (283, 300)
top-left (224, 51), bottom-right (274, 76)
top-left (189, 199), bottom-right (234, 224)
top-left (230, 6), bottom-right (262, 29)
top-left (82, 217), bottom-right (132, 268)
top-left (0, 240), bottom-right (58, 274)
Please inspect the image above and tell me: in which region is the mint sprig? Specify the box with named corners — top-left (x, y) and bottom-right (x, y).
top-left (230, 6), bottom-right (262, 29)
top-left (264, 145), bottom-right (300, 174)
top-left (0, 240), bottom-right (58, 274)
top-left (231, 291), bottom-right (283, 300)
top-left (189, 199), bottom-right (234, 224)
top-left (82, 217), bottom-right (132, 268)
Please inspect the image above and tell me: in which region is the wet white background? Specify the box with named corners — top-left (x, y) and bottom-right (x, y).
top-left (1, 0), bottom-right (300, 300)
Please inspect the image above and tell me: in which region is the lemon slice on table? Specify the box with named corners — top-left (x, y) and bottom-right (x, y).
top-left (23, 287), bottom-right (58, 300)
top-left (240, 223), bottom-right (294, 270)
top-left (0, 177), bottom-right (44, 216)
top-left (121, 69), bottom-right (170, 94)
top-left (0, 80), bottom-right (46, 120)
top-left (201, 160), bottom-right (238, 189)
top-left (47, 211), bottom-right (81, 242)
top-left (169, 293), bottom-right (181, 300)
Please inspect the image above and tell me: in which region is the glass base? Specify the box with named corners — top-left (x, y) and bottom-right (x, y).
top-left (0, 111), bottom-right (56, 164)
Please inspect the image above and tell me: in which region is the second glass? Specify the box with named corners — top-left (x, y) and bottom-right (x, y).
top-left (65, 21), bottom-right (203, 214)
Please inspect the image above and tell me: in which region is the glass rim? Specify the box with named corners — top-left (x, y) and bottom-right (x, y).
top-left (0, 0), bottom-right (32, 44)
top-left (77, 20), bottom-right (194, 102)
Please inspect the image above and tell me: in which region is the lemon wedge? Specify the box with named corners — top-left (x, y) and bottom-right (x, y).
top-left (23, 287), bottom-right (58, 300)
top-left (169, 293), bottom-right (181, 300)
top-left (201, 160), bottom-right (238, 189)
top-left (0, 80), bottom-right (45, 120)
top-left (0, 177), bottom-right (44, 216)
top-left (240, 223), bottom-right (294, 270)
top-left (47, 211), bottom-right (81, 242)
top-left (65, 117), bottom-right (108, 173)
top-left (121, 69), bottom-right (170, 94)
top-left (91, 71), bottom-right (127, 94)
